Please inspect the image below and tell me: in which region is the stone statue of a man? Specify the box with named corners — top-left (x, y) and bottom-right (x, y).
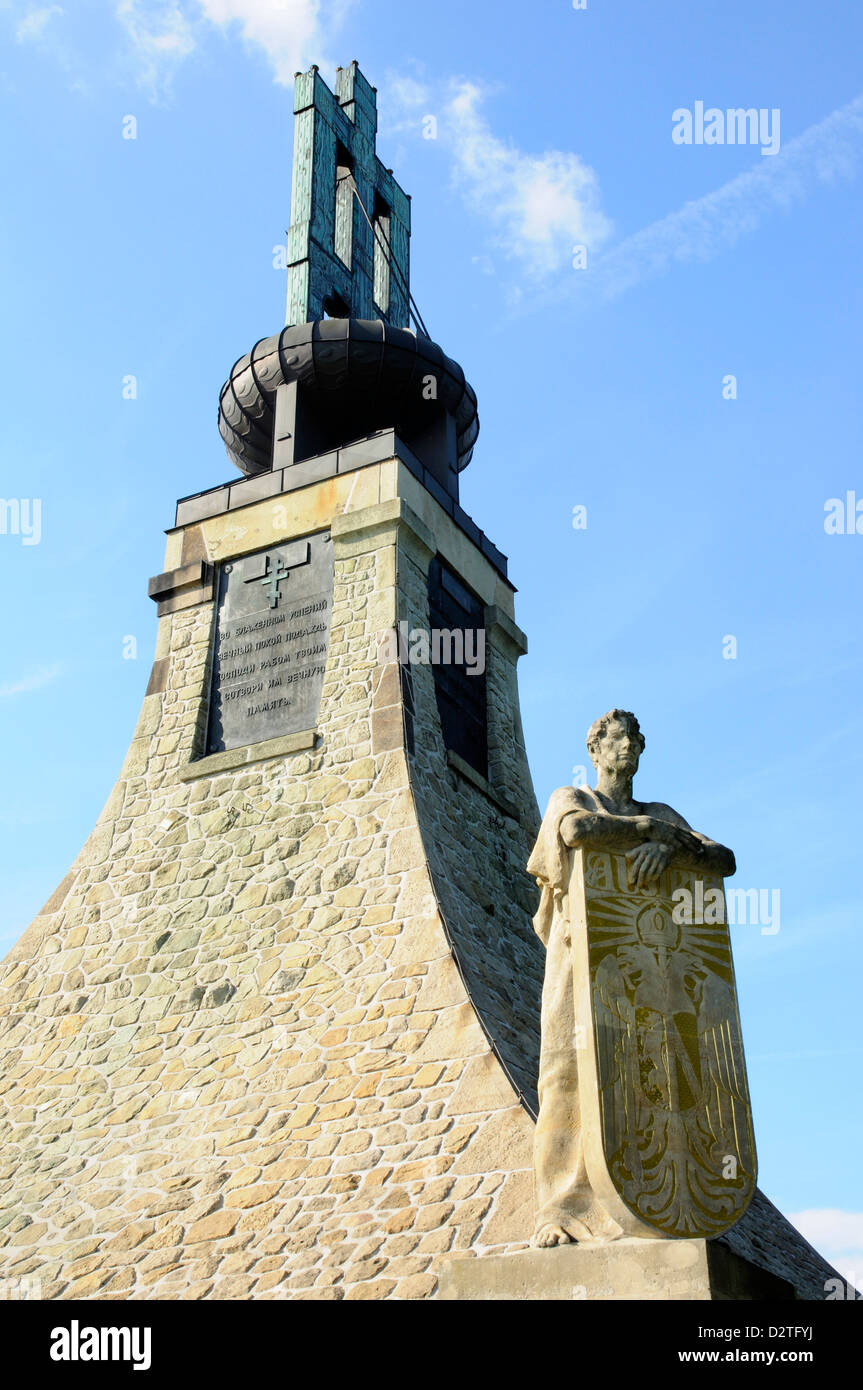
top-left (527, 708), bottom-right (736, 1247)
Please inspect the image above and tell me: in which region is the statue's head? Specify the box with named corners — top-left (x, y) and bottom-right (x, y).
top-left (586, 709), bottom-right (645, 774)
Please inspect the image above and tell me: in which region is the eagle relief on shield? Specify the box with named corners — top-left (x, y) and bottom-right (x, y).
top-left (569, 847), bottom-right (757, 1239)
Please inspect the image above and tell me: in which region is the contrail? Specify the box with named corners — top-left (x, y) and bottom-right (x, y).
top-left (587, 92), bottom-right (863, 300)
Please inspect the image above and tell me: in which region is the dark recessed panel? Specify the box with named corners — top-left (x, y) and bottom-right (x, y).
top-left (427, 556), bottom-right (487, 778)
top-left (205, 534), bottom-right (333, 754)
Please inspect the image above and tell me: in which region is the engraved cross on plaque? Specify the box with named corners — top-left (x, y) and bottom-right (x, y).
top-left (258, 557), bottom-right (291, 609)
top-left (243, 542), bottom-right (311, 609)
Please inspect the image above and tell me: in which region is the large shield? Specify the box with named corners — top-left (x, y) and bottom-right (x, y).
top-left (569, 848), bottom-right (757, 1239)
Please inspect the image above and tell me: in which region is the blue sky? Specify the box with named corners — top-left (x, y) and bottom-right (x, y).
top-left (1, 0), bottom-right (861, 1281)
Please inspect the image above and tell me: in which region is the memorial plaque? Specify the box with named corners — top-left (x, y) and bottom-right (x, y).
top-left (205, 533), bottom-right (333, 754)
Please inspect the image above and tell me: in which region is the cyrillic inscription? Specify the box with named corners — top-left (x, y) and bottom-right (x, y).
top-left (205, 534), bottom-right (333, 753)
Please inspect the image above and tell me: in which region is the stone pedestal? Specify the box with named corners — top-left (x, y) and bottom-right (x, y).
top-left (438, 1237), bottom-right (796, 1301)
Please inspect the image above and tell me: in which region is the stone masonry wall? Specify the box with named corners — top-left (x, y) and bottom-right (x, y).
top-left (0, 460), bottom-right (541, 1300)
top-left (396, 507), bottom-right (545, 1116)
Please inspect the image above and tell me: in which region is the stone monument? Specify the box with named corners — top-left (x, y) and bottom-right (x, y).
top-left (0, 65), bottom-right (845, 1302)
top-left (530, 709), bottom-right (755, 1246)
top-left (441, 714), bottom-right (804, 1299)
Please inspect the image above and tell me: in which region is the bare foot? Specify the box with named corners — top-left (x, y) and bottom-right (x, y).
top-left (533, 1222), bottom-right (574, 1248)
top-left (533, 1207), bottom-right (623, 1248)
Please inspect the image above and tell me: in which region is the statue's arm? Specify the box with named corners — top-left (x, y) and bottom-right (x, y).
top-left (560, 810), bottom-right (655, 851)
top-left (560, 807), bottom-right (735, 879)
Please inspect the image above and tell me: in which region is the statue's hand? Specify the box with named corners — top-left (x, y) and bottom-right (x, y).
top-left (643, 819), bottom-right (705, 859)
top-left (626, 840), bottom-right (673, 889)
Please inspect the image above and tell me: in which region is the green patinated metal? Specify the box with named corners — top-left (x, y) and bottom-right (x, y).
top-left (286, 61), bottom-right (411, 329)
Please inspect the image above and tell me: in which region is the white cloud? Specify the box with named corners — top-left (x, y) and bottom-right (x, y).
top-left (195, 0), bottom-right (325, 85)
top-left (789, 1208), bottom-right (863, 1291)
top-left (589, 92), bottom-right (863, 301)
top-left (386, 74), bottom-right (429, 113)
top-left (15, 5), bottom-right (62, 41)
top-left (115, 1), bottom-right (196, 98)
top-left (381, 75), bottom-right (612, 287)
top-left (0, 666), bottom-right (61, 698)
top-left (443, 80), bottom-right (612, 283)
top-left (114, 0), bottom-right (351, 99)
top-left (791, 1208), bottom-right (863, 1247)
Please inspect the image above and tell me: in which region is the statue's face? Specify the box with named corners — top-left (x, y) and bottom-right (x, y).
top-left (595, 718), bottom-right (641, 775)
